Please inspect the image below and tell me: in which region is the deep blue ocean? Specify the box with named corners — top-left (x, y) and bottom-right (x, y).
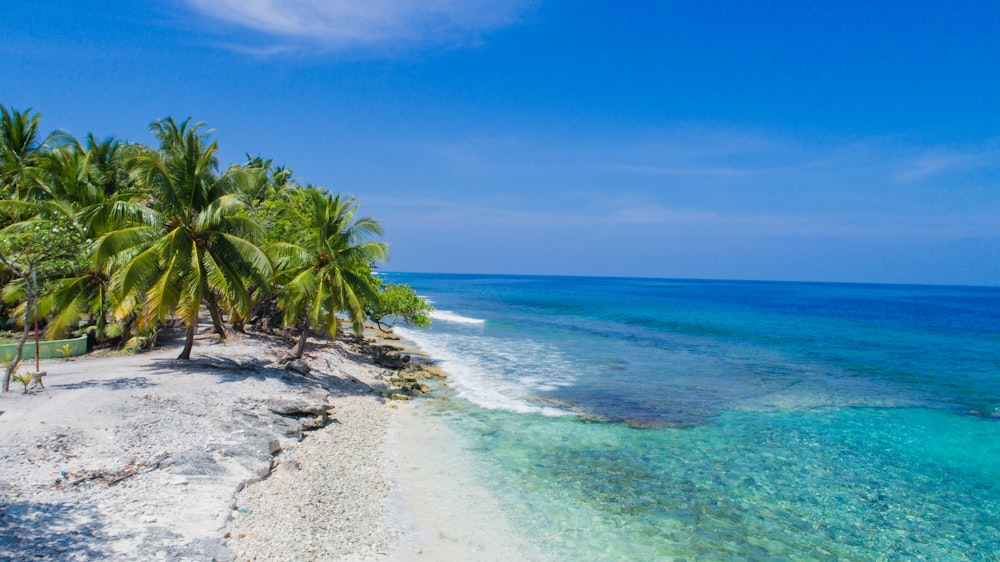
top-left (386, 273), bottom-right (1000, 560)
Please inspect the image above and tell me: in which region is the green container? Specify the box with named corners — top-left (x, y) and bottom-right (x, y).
top-left (0, 335), bottom-right (88, 360)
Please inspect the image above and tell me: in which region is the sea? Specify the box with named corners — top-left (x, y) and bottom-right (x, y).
top-left (384, 273), bottom-right (1000, 560)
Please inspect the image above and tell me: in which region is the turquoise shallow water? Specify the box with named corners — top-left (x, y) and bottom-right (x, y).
top-left (388, 274), bottom-right (1000, 560)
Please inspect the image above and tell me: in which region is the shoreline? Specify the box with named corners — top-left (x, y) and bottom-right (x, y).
top-left (386, 401), bottom-right (546, 561)
top-left (0, 323), bottom-right (504, 561)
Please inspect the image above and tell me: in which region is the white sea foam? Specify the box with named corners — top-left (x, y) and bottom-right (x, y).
top-left (395, 326), bottom-right (572, 416)
top-left (428, 310), bottom-right (486, 325)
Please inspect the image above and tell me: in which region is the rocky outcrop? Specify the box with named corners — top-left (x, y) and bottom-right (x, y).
top-left (378, 362), bottom-right (445, 398)
top-left (265, 399), bottom-right (328, 418)
top-left (343, 325), bottom-right (449, 399)
top-left (372, 349), bottom-right (410, 370)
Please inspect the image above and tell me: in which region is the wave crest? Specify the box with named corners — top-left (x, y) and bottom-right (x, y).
top-left (430, 310), bottom-right (487, 325)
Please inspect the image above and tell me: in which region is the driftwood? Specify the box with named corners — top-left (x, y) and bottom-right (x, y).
top-left (57, 453), bottom-right (169, 488)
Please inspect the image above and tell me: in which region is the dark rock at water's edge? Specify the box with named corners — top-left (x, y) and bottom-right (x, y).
top-left (343, 323), bottom-right (449, 399)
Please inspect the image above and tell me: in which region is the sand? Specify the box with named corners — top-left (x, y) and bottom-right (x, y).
top-left (0, 324), bottom-right (539, 561)
top-left (386, 404), bottom-right (547, 562)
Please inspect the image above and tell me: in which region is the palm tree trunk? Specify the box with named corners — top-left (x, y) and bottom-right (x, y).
top-left (230, 313), bottom-right (245, 333)
top-left (206, 293), bottom-right (226, 337)
top-left (95, 286), bottom-right (106, 342)
top-left (293, 320), bottom-right (310, 359)
top-left (119, 317), bottom-right (132, 350)
top-left (178, 322), bottom-right (196, 360)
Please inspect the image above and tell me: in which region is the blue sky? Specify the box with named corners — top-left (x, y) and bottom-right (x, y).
top-left (3, 1), bottom-right (998, 284)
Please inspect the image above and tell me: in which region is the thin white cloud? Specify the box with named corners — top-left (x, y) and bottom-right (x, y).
top-left (893, 151), bottom-right (985, 184)
top-left (182, 0), bottom-right (532, 51)
top-left (365, 195), bottom-right (935, 239)
top-left (357, 128), bottom-right (1000, 247)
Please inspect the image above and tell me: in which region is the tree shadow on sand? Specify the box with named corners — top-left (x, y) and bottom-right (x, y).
top-left (138, 346), bottom-right (390, 399)
top-left (0, 500), bottom-right (115, 560)
top-left (53, 377), bottom-right (156, 391)
top-left (99, 323), bottom-right (397, 400)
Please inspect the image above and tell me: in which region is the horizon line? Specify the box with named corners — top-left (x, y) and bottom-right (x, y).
top-left (376, 270), bottom-right (999, 290)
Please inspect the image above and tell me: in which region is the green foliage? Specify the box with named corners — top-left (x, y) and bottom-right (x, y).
top-left (267, 189), bottom-right (386, 350)
top-left (0, 106), bottom-right (71, 201)
top-left (0, 218), bottom-right (88, 280)
top-left (104, 117), bottom-right (272, 358)
top-left (0, 216), bottom-right (88, 338)
top-left (11, 370), bottom-right (44, 393)
top-left (57, 343), bottom-right (72, 360)
top-left (123, 325), bottom-right (158, 352)
top-left (0, 104), bottom-right (394, 372)
top-left (1, 351), bottom-right (42, 393)
top-left (366, 282), bottom-right (433, 328)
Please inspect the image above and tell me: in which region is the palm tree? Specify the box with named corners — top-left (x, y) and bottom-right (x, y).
top-left (0, 108), bottom-right (79, 390)
top-left (224, 156), bottom-right (299, 332)
top-left (238, 155), bottom-right (297, 208)
top-left (268, 189), bottom-right (386, 358)
top-left (97, 117), bottom-right (271, 359)
top-left (0, 106), bottom-right (70, 202)
top-left (34, 136), bottom-right (149, 343)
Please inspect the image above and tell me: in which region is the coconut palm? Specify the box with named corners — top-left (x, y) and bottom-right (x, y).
top-left (268, 189), bottom-right (386, 358)
top-left (238, 155), bottom-right (297, 208)
top-left (0, 106), bottom-right (70, 202)
top-left (27, 136), bottom-right (150, 343)
top-left (97, 117), bottom-right (271, 359)
top-left (223, 156), bottom-right (301, 331)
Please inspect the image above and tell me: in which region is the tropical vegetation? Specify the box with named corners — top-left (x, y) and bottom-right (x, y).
top-left (0, 106), bottom-right (431, 391)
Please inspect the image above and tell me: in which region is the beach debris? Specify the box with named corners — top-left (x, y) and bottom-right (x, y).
top-left (55, 453), bottom-right (168, 488)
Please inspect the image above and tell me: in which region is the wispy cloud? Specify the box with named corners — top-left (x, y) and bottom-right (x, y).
top-left (364, 194), bottom-right (952, 239)
top-left (893, 150), bottom-right (994, 184)
top-left (362, 127), bottom-right (1000, 245)
top-left (182, 0), bottom-right (532, 52)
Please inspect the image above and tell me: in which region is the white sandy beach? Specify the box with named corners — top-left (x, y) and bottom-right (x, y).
top-left (0, 326), bottom-right (535, 561)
